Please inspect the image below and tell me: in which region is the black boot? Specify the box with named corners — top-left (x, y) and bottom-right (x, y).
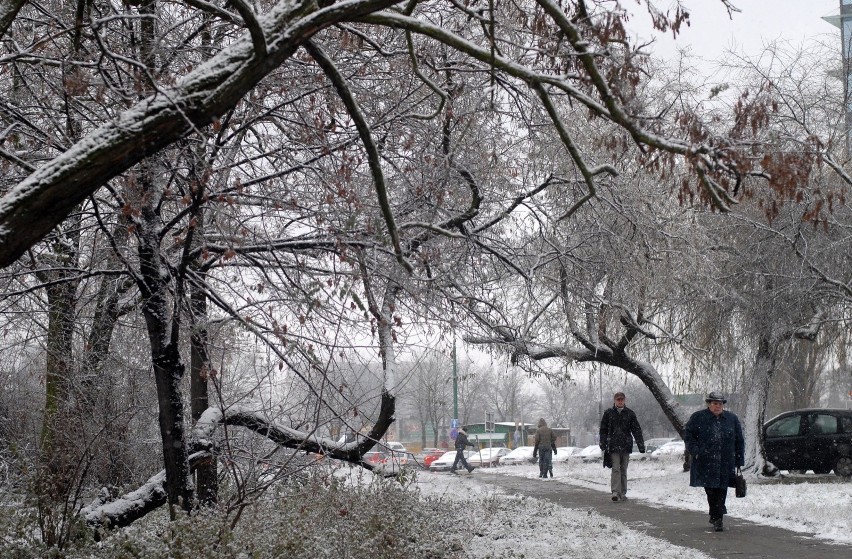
top-left (713, 518), bottom-right (724, 532)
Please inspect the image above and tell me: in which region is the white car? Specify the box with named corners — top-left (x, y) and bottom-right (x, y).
top-left (651, 440), bottom-right (686, 459)
top-left (386, 441), bottom-right (407, 453)
top-left (499, 446), bottom-right (537, 465)
top-left (578, 444), bottom-right (603, 463)
top-left (468, 447), bottom-right (511, 467)
top-left (645, 437), bottom-right (678, 448)
top-left (552, 446), bottom-right (583, 462)
top-left (429, 451), bottom-right (474, 472)
top-left (384, 441), bottom-right (413, 466)
top-left (630, 444), bottom-right (652, 460)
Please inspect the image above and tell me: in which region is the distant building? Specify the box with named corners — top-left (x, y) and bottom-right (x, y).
top-left (464, 421), bottom-right (572, 447)
top-left (823, 1), bottom-right (852, 151)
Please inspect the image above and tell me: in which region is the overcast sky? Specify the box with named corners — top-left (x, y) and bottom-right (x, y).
top-left (629, 0), bottom-right (841, 66)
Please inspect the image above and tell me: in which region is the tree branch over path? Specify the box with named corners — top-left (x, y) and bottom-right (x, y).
top-left (466, 332), bottom-right (690, 435)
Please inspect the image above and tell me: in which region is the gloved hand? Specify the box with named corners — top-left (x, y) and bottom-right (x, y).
top-left (639, 447), bottom-right (646, 454)
top-left (552, 446), bottom-right (557, 455)
top-left (532, 450), bottom-right (538, 459)
top-left (599, 445), bottom-right (606, 452)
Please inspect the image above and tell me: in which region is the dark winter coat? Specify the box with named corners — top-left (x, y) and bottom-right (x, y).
top-left (455, 431), bottom-right (475, 451)
top-left (684, 408), bottom-right (745, 488)
top-left (599, 406), bottom-right (644, 454)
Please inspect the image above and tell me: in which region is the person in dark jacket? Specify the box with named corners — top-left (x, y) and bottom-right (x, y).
top-left (532, 418), bottom-right (557, 478)
top-left (684, 391), bottom-right (744, 532)
top-left (599, 391), bottom-right (645, 501)
top-left (450, 426), bottom-right (476, 474)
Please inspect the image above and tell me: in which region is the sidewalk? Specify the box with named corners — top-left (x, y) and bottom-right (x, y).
top-left (483, 474), bottom-right (851, 559)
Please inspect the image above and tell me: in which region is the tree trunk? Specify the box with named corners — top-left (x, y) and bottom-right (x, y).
top-left (743, 333), bottom-right (775, 474)
top-left (190, 257), bottom-right (217, 505)
top-left (136, 166), bottom-right (193, 513)
top-left (40, 278), bottom-right (77, 497)
top-left (149, 341), bottom-right (193, 513)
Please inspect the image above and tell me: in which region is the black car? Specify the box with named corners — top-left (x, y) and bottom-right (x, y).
top-left (763, 408), bottom-right (852, 477)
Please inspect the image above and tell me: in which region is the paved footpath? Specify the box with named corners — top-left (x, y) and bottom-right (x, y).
top-left (483, 474), bottom-right (851, 559)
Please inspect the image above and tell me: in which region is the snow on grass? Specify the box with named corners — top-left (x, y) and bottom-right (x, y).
top-left (411, 469), bottom-right (713, 559)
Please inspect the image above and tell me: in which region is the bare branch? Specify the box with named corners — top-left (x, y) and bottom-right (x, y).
top-left (304, 40), bottom-right (412, 273)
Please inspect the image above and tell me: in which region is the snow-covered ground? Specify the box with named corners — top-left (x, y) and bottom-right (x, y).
top-left (408, 456), bottom-right (852, 558)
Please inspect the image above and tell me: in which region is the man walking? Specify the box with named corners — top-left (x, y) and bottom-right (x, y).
top-left (450, 426), bottom-right (476, 474)
top-left (599, 391), bottom-right (645, 501)
top-left (684, 391), bottom-right (744, 532)
top-left (533, 418), bottom-right (557, 478)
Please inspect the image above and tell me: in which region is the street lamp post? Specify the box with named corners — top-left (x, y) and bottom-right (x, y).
top-left (452, 336), bottom-right (459, 421)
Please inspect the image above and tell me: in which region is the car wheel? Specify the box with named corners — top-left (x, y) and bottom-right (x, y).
top-left (834, 456), bottom-right (852, 478)
top-left (813, 468), bottom-right (831, 475)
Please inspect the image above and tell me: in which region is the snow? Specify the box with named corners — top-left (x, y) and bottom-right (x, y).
top-left (80, 471), bottom-right (167, 525)
top-left (193, 405), bottom-right (358, 452)
top-left (399, 456), bottom-right (852, 557)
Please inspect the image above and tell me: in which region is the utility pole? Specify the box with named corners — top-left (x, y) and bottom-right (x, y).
top-left (452, 335), bottom-right (459, 420)
top-left (448, 330), bottom-right (460, 445)
top-left (598, 367), bottom-right (603, 417)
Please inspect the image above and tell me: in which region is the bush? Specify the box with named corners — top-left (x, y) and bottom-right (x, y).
top-left (0, 468), bottom-right (467, 558)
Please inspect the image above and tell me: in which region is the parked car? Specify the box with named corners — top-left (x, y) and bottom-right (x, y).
top-left (763, 408), bottom-right (852, 477)
top-left (429, 451), bottom-right (473, 472)
top-left (630, 442), bottom-right (660, 460)
top-left (384, 442), bottom-right (413, 466)
top-left (468, 447), bottom-right (511, 467)
top-left (417, 448), bottom-right (447, 468)
top-left (650, 441), bottom-right (686, 459)
top-left (645, 437), bottom-right (679, 448)
top-left (386, 441), bottom-right (407, 453)
top-left (552, 447), bottom-right (583, 462)
top-left (578, 445), bottom-right (603, 463)
top-left (362, 449), bottom-right (389, 466)
top-left (499, 446), bottom-right (536, 465)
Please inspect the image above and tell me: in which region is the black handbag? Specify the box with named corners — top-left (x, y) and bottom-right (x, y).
top-left (735, 470), bottom-right (747, 498)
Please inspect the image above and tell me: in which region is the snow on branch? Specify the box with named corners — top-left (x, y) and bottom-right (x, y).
top-left (81, 470), bottom-right (167, 530)
top-left (192, 389), bottom-right (395, 463)
top-left (81, 391), bottom-right (395, 530)
top-left (0, 0), bottom-right (402, 268)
